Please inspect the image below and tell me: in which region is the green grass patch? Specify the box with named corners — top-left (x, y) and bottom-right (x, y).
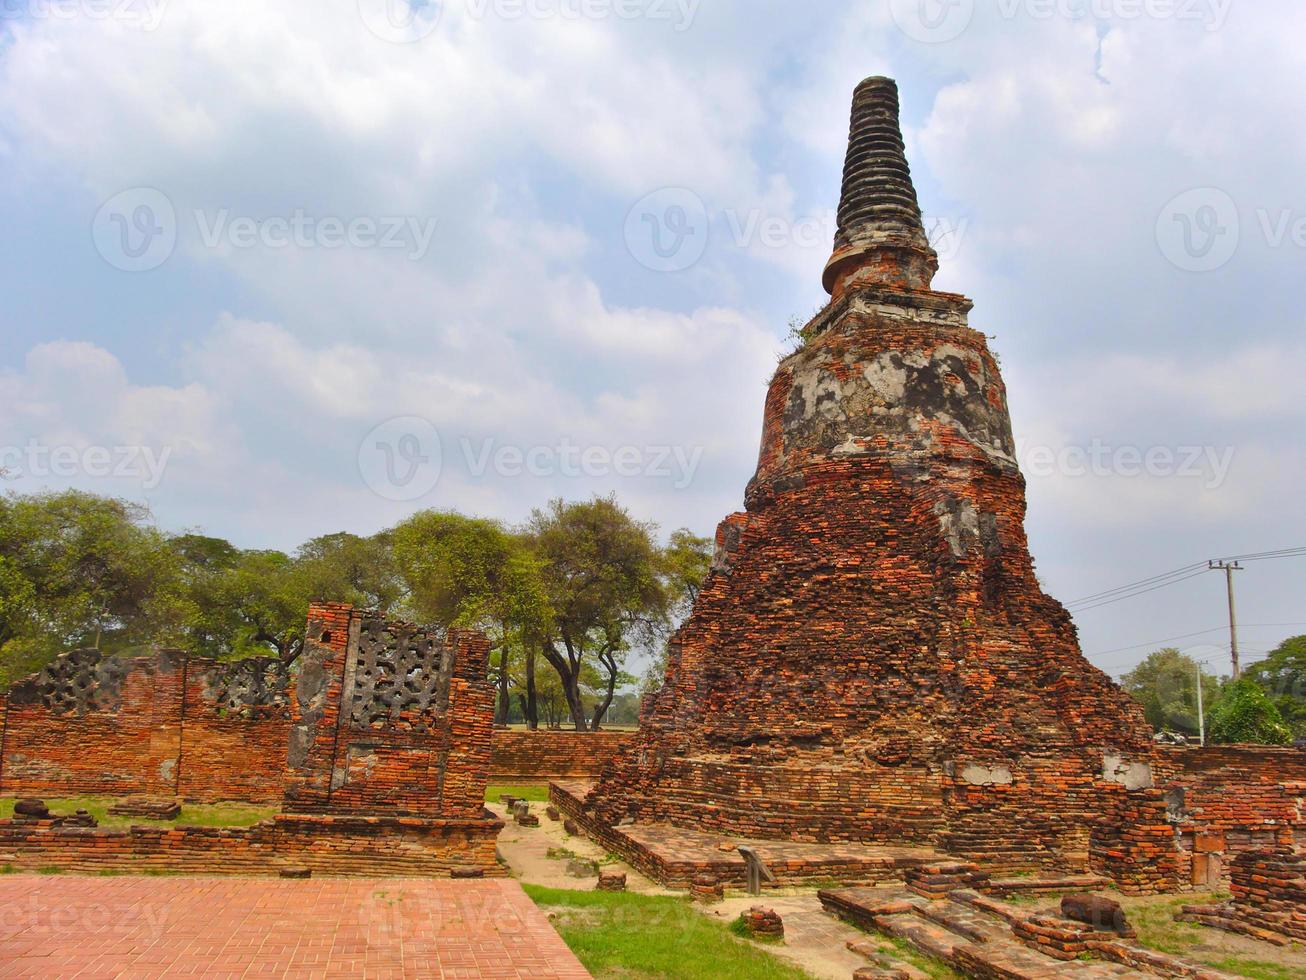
top-left (1205, 958), bottom-right (1303, 980)
top-left (0, 796), bottom-right (276, 830)
top-left (999, 892), bottom-right (1046, 907)
top-left (37, 866), bottom-right (63, 875)
top-left (886, 937), bottom-right (967, 980)
top-left (0, 864), bottom-right (18, 875)
top-left (1127, 895), bottom-right (1302, 980)
top-left (1128, 897), bottom-right (1213, 956)
top-left (486, 784), bottom-right (550, 803)
top-left (524, 884), bottom-right (812, 979)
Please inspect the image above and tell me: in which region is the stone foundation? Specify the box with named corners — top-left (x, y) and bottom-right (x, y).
top-left (0, 652), bottom-right (629, 803)
top-left (1178, 850), bottom-right (1306, 945)
top-left (0, 811), bottom-right (504, 877)
top-left (489, 730), bottom-right (634, 783)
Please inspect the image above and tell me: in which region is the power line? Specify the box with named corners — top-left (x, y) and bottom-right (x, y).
top-left (1064, 562), bottom-right (1207, 607)
top-left (1068, 568), bottom-right (1210, 613)
top-left (1226, 546), bottom-right (1306, 562)
top-left (1065, 546), bottom-right (1306, 614)
top-left (1087, 623), bottom-right (1306, 659)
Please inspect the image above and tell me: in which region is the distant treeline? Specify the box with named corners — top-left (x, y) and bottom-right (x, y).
top-left (1122, 644), bottom-right (1306, 746)
top-left (0, 490), bottom-right (712, 731)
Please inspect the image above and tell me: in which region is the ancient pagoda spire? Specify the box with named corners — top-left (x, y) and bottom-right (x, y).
top-left (822, 76), bottom-right (938, 298)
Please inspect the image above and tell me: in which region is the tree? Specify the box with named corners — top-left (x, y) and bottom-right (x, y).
top-left (392, 511), bottom-right (550, 727)
top-left (204, 549), bottom-right (314, 662)
top-left (295, 532), bottom-right (405, 616)
top-left (639, 527), bottom-right (713, 698)
top-left (0, 491), bottom-right (185, 682)
top-left (661, 528), bottom-right (713, 615)
top-left (527, 497), bottom-right (670, 731)
top-left (1207, 678), bottom-right (1292, 745)
top-left (1121, 648), bottom-right (1220, 737)
top-left (1246, 635), bottom-right (1306, 737)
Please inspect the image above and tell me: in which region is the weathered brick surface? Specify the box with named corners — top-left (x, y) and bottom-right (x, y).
top-left (1152, 745), bottom-right (1305, 888)
top-left (0, 811), bottom-right (504, 878)
top-left (585, 288), bottom-right (1158, 870)
top-left (283, 603), bottom-right (494, 818)
top-left (0, 602), bottom-right (504, 876)
top-left (579, 77), bottom-right (1300, 893)
top-left (491, 730), bottom-right (634, 782)
top-left (0, 648), bottom-right (289, 803)
top-left (1178, 850), bottom-right (1306, 944)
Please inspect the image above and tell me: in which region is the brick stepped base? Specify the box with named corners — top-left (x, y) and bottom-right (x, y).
top-left (550, 781), bottom-right (943, 888)
top-left (987, 875), bottom-right (1114, 898)
top-left (821, 886), bottom-right (1239, 979)
top-left (1177, 850), bottom-right (1306, 946)
top-left (0, 811), bottom-right (505, 878)
top-left (629, 756), bottom-right (947, 844)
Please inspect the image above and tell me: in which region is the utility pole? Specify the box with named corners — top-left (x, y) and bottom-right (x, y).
top-left (1208, 560), bottom-right (1244, 679)
top-left (1195, 660), bottom-right (1206, 747)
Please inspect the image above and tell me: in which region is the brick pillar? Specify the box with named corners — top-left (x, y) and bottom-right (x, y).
top-left (281, 602), bottom-right (356, 812)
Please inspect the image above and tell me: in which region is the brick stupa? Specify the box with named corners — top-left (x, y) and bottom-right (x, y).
top-left (584, 78), bottom-right (1156, 868)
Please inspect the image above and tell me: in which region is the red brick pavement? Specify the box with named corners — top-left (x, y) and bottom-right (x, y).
top-left (0, 876), bottom-right (590, 979)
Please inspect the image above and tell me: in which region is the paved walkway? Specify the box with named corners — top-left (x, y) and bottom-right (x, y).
top-left (0, 876), bottom-right (591, 979)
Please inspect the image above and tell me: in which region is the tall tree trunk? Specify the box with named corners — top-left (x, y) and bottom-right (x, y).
top-left (495, 644), bottom-right (510, 726)
top-left (541, 640), bottom-right (590, 731)
top-left (525, 647), bottom-right (539, 731)
top-left (590, 656), bottom-right (619, 731)
top-left (563, 672), bottom-right (589, 732)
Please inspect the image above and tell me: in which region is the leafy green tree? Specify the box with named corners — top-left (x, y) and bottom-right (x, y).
top-left (1246, 635), bottom-right (1306, 737)
top-left (204, 549), bottom-right (314, 662)
top-left (1121, 648), bottom-right (1220, 737)
top-left (175, 531), bottom-right (404, 663)
top-left (171, 533), bottom-right (242, 657)
top-left (528, 497), bottom-right (670, 731)
top-left (661, 528), bottom-right (713, 616)
top-left (392, 511), bottom-right (550, 727)
top-left (295, 532), bottom-right (405, 616)
top-left (1207, 678), bottom-right (1293, 745)
top-left (0, 491), bottom-right (184, 682)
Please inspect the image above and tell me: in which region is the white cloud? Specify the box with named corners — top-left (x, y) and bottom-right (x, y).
top-left (3, 1), bottom-right (1305, 676)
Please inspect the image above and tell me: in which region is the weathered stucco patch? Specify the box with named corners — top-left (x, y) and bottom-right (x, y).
top-left (1103, 753), bottom-right (1154, 791)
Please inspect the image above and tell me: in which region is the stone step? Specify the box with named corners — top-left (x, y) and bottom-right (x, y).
top-left (914, 901), bottom-right (1000, 944)
top-left (874, 911), bottom-right (967, 962)
top-left (822, 888), bottom-right (1157, 979)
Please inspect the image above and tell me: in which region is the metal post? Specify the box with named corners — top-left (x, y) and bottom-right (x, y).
top-left (1209, 560), bottom-right (1244, 679)
top-left (1195, 661), bottom-right (1206, 747)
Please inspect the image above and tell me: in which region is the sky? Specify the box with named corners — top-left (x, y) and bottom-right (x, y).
top-left (1, 0), bottom-right (1303, 681)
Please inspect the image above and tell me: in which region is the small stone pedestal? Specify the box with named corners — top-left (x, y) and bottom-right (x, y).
top-left (596, 871), bottom-right (627, 892)
top-left (741, 906), bottom-right (784, 939)
top-left (905, 862), bottom-right (989, 899)
top-left (108, 798), bottom-right (182, 820)
top-left (691, 874), bottom-right (724, 903)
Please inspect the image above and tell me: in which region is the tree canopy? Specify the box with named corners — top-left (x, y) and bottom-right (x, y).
top-left (1246, 635), bottom-right (1306, 738)
top-left (1207, 678), bottom-right (1293, 746)
top-left (1120, 647), bottom-right (1220, 737)
top-left (0, 489), bottom-right (711, 728)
